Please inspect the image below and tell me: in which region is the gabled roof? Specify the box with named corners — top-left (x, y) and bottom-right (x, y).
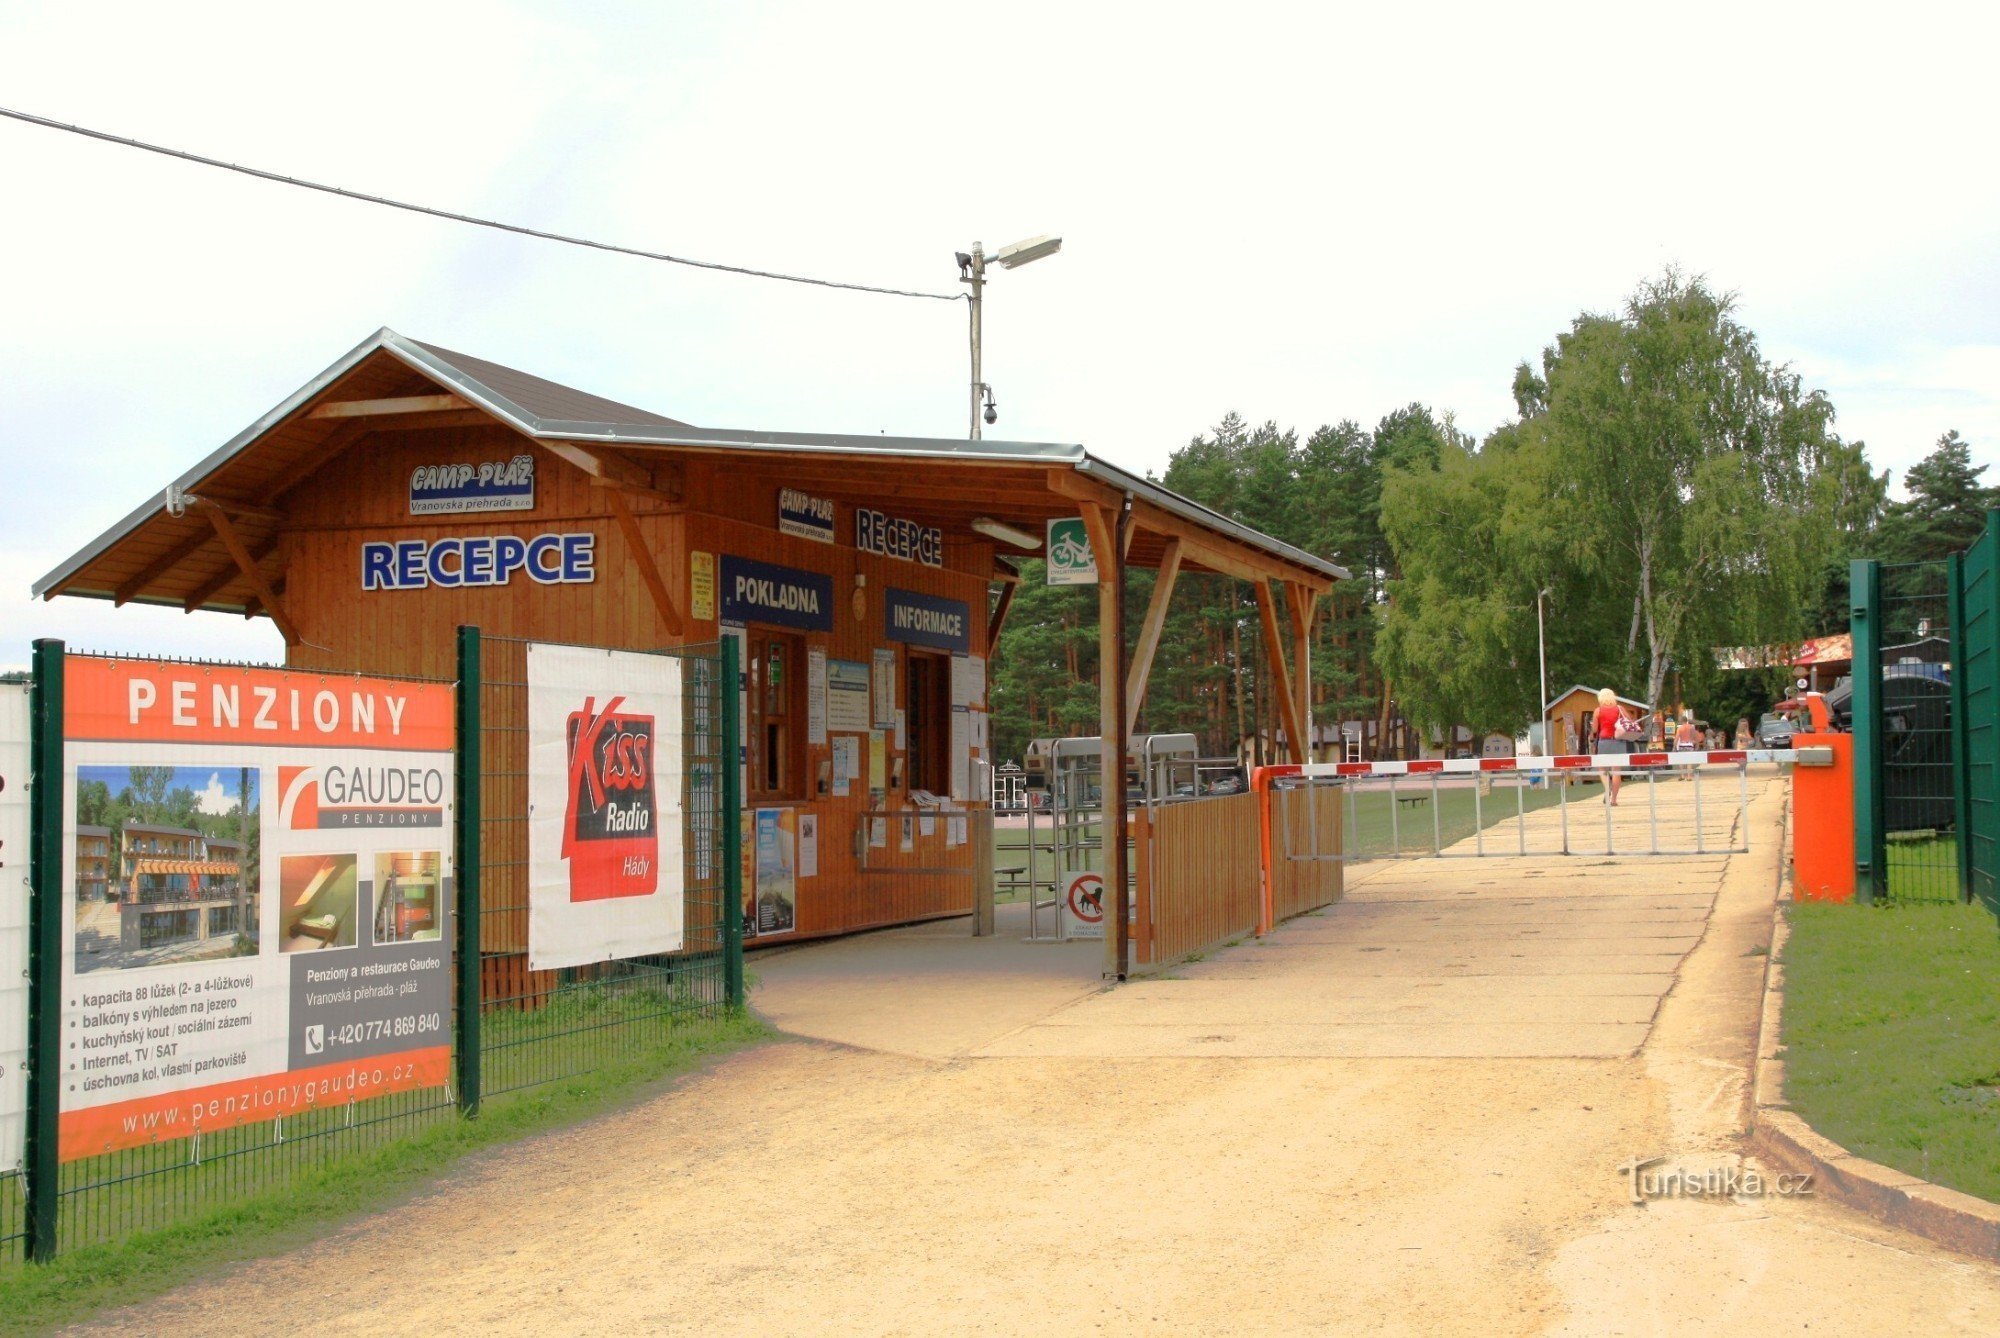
top-left (1545, 684), bottom-right (1651, 712)
top-left (34, 328), bottom-right (1346, 612)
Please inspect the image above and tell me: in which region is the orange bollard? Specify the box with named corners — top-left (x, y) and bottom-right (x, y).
top-left (1786, 694), bottom-right (1854, 902)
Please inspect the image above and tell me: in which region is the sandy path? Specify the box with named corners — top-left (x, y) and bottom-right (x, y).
top-left (77, 774), bottom-right (2000, 1334)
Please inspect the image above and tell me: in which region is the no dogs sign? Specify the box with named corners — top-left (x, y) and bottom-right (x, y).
top-left (1065, 870), bottom-right (1105, 940)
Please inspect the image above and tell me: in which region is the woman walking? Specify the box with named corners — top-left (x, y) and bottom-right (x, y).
top-left (1594, 687), bottom-right (1630, 805)
top-left (1735, 717), bottom-right (1754, 750)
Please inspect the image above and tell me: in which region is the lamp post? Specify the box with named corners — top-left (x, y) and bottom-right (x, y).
top-left (957, 235), bottom-right (1061, 439)
top-left (1536, 587), bottom-right (1551, 756)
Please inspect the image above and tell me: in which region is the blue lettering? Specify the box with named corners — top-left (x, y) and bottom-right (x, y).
top-left (394, 541), bottom-right (425, 589)
top-left (426, 538), bottom-right (464, 588)
top-left (361, 543), bottom-right (394, 591)
top-left (526, 535), bottom-right (564, 583)
top-left (462, 537), bottom-right (495, 585)
top-left (493, 535), bottom-right (528, 584)
top-left (561, 533), bottom-right (594, 583)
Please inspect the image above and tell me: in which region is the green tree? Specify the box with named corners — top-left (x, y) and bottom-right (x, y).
top-left (1532, 270), bottom-right (1852, 707)
top-left (1878, 430), bottom-right (1992, 563)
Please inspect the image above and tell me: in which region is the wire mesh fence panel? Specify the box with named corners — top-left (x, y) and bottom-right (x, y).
top-left (55, 1086), bottom-right (455, 1251)
top-left (0, 1169), bottom-right (21, 1264)
top-left (1877, 560), bottom-right (1960, 904)
top-left (472, 636), bottom-right (732, 1101)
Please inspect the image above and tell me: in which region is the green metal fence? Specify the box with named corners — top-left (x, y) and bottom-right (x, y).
top-left (4, 632), bottom-right (742, 1265)
top-left (1960, 515), bottom-right (2000, 913)
top-left (461, 632), bottom-right (741, 1102)
top-left (1852, 514), bottom-right (2000, 912)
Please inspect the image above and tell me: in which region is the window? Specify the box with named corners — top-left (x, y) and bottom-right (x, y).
top-left (747, 630), bottom-right (805, 801)
top-left (906, 650), bottom-right (951, 796)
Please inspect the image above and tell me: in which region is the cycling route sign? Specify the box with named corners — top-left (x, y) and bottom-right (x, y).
top-left (1045, 518), bottom-right (1098, 586)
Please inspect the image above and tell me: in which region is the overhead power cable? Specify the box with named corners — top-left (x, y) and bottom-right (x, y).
top-left (0, 104), bottom-right (962, 302)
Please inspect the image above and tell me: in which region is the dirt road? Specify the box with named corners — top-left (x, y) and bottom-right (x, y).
top-left (84, 775), bottom-right (2000, 1334)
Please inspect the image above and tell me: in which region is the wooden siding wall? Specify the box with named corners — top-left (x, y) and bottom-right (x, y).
top-left (1135, 794), bottom-right (1262, 966)
top-left (279, 431), bottom-right (996, 948)
top-left (1270, 784), bottom-right (1344, 923)
top-left (678, 458), bottom-right (995, 943)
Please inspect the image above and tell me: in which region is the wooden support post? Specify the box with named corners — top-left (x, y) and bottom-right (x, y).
top-left (1253, 581), bottom-right (1306, 763)
top-left (605, 488), bottom-right (684, 637)
top-left (1078, 500), bottom-right (1131, 980)
top-left (987, 581), bottom-right (1018, 649)
top-left (1126, 537), bottom-right (1182, 736)
top-left (1285, 581), bottom-right (1318, 760)
top-left (197, 500), bottom-right (302, 646)
top-left (309, 392), bottom-right (471, 419)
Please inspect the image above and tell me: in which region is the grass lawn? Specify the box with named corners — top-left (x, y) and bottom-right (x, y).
top-left (0, 1007), bottom-right (767, 1334)
top-left (1781, 899), bottom-right (2000, 1203)
top-left (1884, 832), bottom-right (1961, 904)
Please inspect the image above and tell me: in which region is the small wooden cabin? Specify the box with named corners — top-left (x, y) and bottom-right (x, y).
top-left (38, 330), bottom-right (1342, 961)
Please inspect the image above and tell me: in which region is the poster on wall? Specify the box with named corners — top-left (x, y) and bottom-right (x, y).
top-left (753, 809), bottom-right (796, 935)
top-left (871, 649), bottom-right (896, 730)
top-left (807, 647), bottom-right (827, 747)
top-left (58, 658), bottom-right (454, 1162)
top-left (798, 813), bottom-right (818, 879)
top-left (1, 683), bottom-right (29, 1167)
top-left (826, 660), bottom-right (870, 732)
top-left (526, 643), bottom-right (686, 972)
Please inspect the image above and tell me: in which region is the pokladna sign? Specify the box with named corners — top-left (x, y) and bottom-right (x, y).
top-left (1, 682), bottom-right (28, 1167)
top-left (526, 643), bottom-right (687, 971)
top-left (59, 657), bottom-right (454, 1161)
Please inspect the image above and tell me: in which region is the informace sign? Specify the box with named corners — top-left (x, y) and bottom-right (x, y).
top-left (59, 657), bottom-right (455, 1161)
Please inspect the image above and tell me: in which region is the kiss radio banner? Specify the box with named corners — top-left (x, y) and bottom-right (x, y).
top-left (0, 682), bottom-right (29, 1168)
top-left (526, 643), bottom-right (687, 971)
top-left (58, 656), bottom-right (455, 1161)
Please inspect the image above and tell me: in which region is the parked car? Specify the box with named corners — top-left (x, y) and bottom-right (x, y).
top-left (1755, 712), bottom-right (1795, 748)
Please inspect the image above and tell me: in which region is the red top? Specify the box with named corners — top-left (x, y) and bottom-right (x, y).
top-left (1595, 703), bottom-right (1622, 740)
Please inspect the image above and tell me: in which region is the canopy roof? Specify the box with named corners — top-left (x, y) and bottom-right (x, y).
top-left (35, 329), bottom-right (1345, 615)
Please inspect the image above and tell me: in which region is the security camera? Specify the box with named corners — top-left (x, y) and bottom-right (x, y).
top-left (983, 388), bottom-right (998, 426)
top-left (955, 251), bottom-right (973, 281)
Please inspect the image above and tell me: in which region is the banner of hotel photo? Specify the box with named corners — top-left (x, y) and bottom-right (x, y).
top-left (51, 657), bottom-right (456, 1161)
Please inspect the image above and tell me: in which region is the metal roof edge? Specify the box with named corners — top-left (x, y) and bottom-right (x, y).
top-left (31, 327), bottom-right (429, 599)
top-left (376, 333), bottom-right (550, 435)
top-left (531, 418), bottom-right (1087, 464)
top-left (1074, 456), bottom-right (1349, 582)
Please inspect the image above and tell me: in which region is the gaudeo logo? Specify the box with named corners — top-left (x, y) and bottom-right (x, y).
top-left (279, 765), bottom-right (446, 830)
top-left (561, 697), bottom-right (659, 902)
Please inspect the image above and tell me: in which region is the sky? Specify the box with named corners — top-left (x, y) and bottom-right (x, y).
top-left (3, 1), bottom-right (1996, 669)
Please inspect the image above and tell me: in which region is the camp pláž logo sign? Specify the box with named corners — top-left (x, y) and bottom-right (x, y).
top-left (1045, 518), bottom-right (1097, 586)
top-left (561, 696), bottom-right (659, 902)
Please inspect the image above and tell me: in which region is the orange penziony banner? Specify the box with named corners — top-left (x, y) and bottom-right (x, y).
top-left (65, 657), bottom-right (454, 752)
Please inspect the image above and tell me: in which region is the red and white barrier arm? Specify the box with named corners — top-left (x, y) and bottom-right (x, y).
top-left (1257, 748), bottom-right (1830, 781)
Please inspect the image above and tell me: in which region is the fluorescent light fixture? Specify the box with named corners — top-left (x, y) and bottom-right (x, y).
top-left (993, 234), bottom-right (1062, 269)
top-left (971, 517), bottom-right (1041, 550)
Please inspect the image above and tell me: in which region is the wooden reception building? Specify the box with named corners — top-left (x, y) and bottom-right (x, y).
top-left (36, 329), bottom-right (1343, 971)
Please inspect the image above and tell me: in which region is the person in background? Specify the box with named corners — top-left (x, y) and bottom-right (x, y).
top-left (1674, 710), bottom-right (1699, 780)
top-left (1595, 687), bottom-right (1630, 805)
top-left (1735, 717), bottom-right (1754, 750)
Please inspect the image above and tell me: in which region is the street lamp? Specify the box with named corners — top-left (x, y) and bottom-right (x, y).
top-left (956, 235), bottom-right (1062, 439)
top-left (1536, 587), bottom-right (1551, 755)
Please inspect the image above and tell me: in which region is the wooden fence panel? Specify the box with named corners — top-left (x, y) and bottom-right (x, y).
top-left (1138, 793), bottom-right (1261, 966)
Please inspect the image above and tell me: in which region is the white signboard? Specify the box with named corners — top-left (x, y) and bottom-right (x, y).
top-left (826, 660), bottom-right (871, 733)
top-left (60, 659), bottom-right (454, 1161)
top-left (807, 647), bottom-right (827, 747)
top-left (528, 644), bottom-right (687, 972)
top-left (0, 683), bottom-right (28, 1168)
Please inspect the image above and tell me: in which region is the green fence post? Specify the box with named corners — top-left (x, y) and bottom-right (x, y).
top-left (720, 635), bottom-right (744, 1010)
top-left (24, 640), bottom-right (64, 1262)
top-left (454, 626), bottom-right (482, 1117)
top-left (1949, 552), bottom-right (1973, 902)
top-left (1851, 559), bottom-right (1885, 904)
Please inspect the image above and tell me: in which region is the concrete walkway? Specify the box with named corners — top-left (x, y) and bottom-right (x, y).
top-left (92, 769), bottom-right (2000, 1335)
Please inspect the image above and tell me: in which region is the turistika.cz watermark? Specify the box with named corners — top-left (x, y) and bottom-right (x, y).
top-left (1619, 1156), bottom-right (1814, 1205)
